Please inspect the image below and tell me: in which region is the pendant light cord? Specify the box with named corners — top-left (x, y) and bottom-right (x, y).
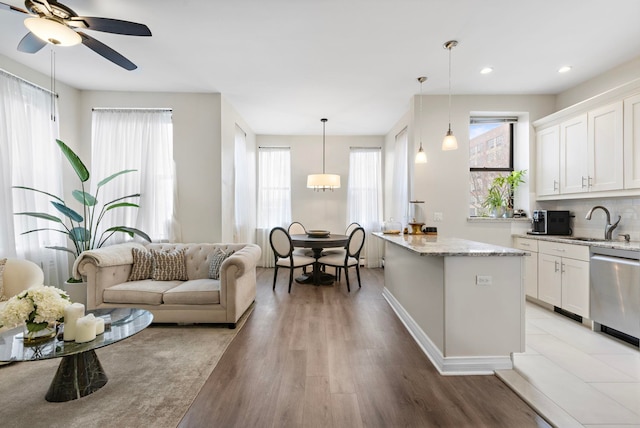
top-left (447, 45), bottom-right (452, 129)
top-left (321, 118), bottom-right (327, 174)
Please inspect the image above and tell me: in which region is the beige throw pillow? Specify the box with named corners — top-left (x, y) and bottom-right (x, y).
top-left (0, 258), bottom-right (7, 301)
top-left (151, 248), bottom-right (188, 281)
top-left (128, 248), bottom-right (153, 281)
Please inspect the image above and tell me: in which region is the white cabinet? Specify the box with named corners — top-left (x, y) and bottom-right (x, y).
top-left (537, 241), bottom-right (590, 318)
top-left (560, 114), bottom-right (588, 194)
top-left (536, 125), bottom-right (560, 196)
top-left (588, 102), bottom-right (623, 192)
top-left (624, 93), bottom-right (640, 189)
top-left (514, 237), bottom-right (538, 298)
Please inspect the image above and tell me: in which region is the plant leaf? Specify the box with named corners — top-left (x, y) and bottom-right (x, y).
top-left (45, 245), bottom-right (77, 256)
top-left (105, 202), bottom-right (139, 211)
top-left (72, 190), bottom-right (97, 206)
top-left (97, 169), bottom-right (137, 188)
top-left (51, 201), bottom-right (83, 222)
top-left (103, 194), bottom-right (141, 206)
top-left (57, 139), bottom-right (89, 182)
top-left (105, 226), bottom-right (151, 242)
top-left (14, 212), bottom-right (62, 223)
top-left (12, 186), bottom-right (64, 203)
top-left (70, 227), bottom-right (90, 242)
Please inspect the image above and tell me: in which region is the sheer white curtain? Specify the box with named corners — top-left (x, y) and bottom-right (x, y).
top-left (233, 124), bottom-right (251, 243)
top-left (347, 148), bottom-right (383, 267)
top-left (0, 69), bottom-right (68, 285)
top-left (91, 109), bottom-right (178, 245)
top-left (391, 127), bottom-right (409, 226)
top-left (256, 147), bottom-right (291, 267)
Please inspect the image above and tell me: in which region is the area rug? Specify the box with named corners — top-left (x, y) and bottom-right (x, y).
top-left (0, 306), bottom-right (253, 428)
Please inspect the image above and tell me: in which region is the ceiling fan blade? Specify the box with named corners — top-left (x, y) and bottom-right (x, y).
top-left (68, 17), bottom-right (151, 36)
top-left (17, 31), bottom-right (47, 53)
top-left (0, 1), bottom-right (29, 14)
top-left (78, 31), bottom-right (137, 71)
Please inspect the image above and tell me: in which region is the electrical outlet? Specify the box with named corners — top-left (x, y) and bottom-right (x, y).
top-left (434, 212), bottom-right (443, 222)
top-left (476, 275), bottom-right (492, 286)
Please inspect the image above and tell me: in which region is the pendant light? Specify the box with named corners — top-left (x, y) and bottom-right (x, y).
top-left (415, 76), bottom-right (427, 164)
top-left (442, 40), bottom-right (459, 151)
top-left (307, 118), bottom-right (341, 191)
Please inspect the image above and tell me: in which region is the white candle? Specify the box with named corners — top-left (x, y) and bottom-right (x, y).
top-left (63, 303), bottom-right (85, 341)
top-left (95, 317), bottom-right (105, 335)
top-left (75, 314), bottom-right (97, 343)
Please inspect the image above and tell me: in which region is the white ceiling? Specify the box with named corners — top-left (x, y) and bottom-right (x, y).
top-left (1, 0), bottom-right (639, 135)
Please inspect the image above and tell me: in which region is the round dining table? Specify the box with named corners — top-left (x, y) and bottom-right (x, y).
top-left (290, 233), bottom-right (349, 285)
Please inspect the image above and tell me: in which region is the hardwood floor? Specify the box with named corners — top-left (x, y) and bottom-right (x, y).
top-left (179, 267), bottom-right (550, 428)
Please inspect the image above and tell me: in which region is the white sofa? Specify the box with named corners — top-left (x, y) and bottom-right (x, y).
top-left (73, 242), bottom-right (261, 328)
top-left (0, 258), bottom-right (45, 331)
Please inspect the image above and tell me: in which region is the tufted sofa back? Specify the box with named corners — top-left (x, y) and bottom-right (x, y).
top-left (145, 243), bottom-right (248, 280)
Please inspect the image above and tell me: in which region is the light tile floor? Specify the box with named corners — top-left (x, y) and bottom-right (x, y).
top-left (497, 301), bottom-right (640, 428)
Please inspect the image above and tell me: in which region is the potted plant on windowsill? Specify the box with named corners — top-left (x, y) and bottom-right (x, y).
top-left (483, 170), bottom-right (527, 218)
top-left (13, 139), bottom-right (151, 304)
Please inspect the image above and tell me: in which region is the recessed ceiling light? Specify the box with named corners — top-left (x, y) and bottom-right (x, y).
top-left (480, 67), bottom-right (493, 74)
top-left (558, 66), bottom-right (572, 73)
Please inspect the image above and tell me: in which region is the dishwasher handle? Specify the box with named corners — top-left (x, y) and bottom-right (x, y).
top-left (591, 254), bottom-right (640, 267)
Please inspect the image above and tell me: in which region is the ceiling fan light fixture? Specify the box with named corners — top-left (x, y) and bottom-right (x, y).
top-left (24, 17), bottom-right (81, 46)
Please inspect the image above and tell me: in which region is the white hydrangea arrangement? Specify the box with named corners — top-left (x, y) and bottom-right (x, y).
top-left (0, 286), bottom-right (70, 336)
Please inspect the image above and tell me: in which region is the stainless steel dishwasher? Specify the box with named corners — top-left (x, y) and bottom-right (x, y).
top-left (590, 247), bottom-right (640, 343)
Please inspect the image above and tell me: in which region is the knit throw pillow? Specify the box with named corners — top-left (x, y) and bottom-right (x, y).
top-left (151, 248), bottom-right (188, 281)
top-left (0, 258), bottom-right (7, 302)
top-left (128, 248), bottom-right (153, 281)
top-left (208, 249), bottom-right (235, 280)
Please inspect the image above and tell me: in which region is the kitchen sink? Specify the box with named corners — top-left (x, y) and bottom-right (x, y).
top-left (564, 237), bottom-right (610, 242)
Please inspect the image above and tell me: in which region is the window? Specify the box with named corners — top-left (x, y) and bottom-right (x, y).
top-left (256, 147), bottom-right (291, 267)
top-left (0, 69), bottom-right (68, 285)
top-left (91, 109), bottom-right (177, 243)
top-left (469, 117), bottom-right (516, 216)
top-left (391, 127), bottom-right (410, 226)
top-left (347, 147), bottom-right (383, 267)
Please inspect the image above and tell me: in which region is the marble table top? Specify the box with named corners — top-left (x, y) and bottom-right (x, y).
top-left (373, 233), bottom-right (527, 257)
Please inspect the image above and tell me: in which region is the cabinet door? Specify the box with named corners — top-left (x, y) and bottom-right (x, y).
top-left (538, 253), bottom-right (562, 306)
top-left (523, 252), bottom-right (538, 298)
top-left (560, 258), bottom-right (590, 318)
top-left (624, 93), bottom-right (640, 189)
top-left (536, 125), bottom-right (560, 196)
top-left (560, 114), bottom-right (588, 194)
top-left (588, 102), bottom-right (623, 192)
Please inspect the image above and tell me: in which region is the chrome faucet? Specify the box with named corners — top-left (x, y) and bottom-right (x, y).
top-left (585, 205), bottom-right (621, 240)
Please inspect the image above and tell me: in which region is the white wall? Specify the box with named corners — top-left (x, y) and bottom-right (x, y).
top-left (386, 94), bottom-right (556, 247)
top-left (257, 134), bottom-right (385, 234)
top-left (78, 91), bottom-right (223, 243)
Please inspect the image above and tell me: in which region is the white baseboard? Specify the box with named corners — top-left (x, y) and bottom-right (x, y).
top-left (382, 287), bottom-right (513, 375)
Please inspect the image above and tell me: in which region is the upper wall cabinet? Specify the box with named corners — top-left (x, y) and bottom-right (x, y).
top-left (559, 114), bottom-right (588, 194)
top-left (624, 93), bottom-right (640, 189)
top-left (536, 125), bottom-right (560, 196)
top-left (535, 97), bottom-right (627, 200)
top-left (588, 102), bottom-right (623, 192)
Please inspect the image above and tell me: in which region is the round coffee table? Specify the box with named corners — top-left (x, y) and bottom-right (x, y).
top-left (0, 308), bottom-right (153, 402)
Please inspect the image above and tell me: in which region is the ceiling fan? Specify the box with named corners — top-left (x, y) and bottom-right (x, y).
top-left (0, 0), bottom-right (151, 70)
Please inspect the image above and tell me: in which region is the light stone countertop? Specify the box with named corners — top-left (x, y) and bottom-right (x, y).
top-left (373, 232), bottom-right (527, 257)
top-left (513, 234), bottom-right (640, 252)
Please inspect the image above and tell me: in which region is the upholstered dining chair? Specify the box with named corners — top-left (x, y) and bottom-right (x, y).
top-left (321, 222), bottom-right (362, 278)
top-left (269, 227), bottom-right (316, 293)
top-left (317, 226), bottom-right (365, 292)
top-left (288, 221), bottom-right (313, 272)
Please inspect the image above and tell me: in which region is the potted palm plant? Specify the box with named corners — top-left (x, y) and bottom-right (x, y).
top-left (13, 139), bottom-right (151, 303)
top-left (483, 170), bottom-right (527, 218)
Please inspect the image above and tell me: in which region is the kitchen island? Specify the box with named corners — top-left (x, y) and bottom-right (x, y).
top-left (374, 233), bottom-right (527, 375)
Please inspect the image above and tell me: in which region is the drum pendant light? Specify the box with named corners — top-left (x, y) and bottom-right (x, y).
top-left (307, 118), bottom-right (341, 191)
top-left (442, 40), bottom-right (459, 151)
top-left (415, 76), bottom-right (427, 164)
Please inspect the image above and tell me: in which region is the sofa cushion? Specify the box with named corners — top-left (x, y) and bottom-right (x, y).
top-left (151, 248), bottom-right (188, 281)
top-left (128, 248), bottom-right (153, 281)
top-left (208, 249), bottom-right (235, 280)
top-left (162, 279), bottom-right (221, 305)
top-left (103, 280), bottom-right (181, 305)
